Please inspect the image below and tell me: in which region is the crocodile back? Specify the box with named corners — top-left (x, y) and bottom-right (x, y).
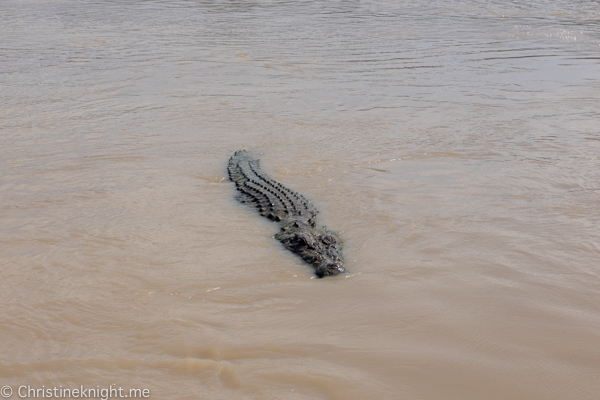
top-left (228, 150), bottom-right (318, 223)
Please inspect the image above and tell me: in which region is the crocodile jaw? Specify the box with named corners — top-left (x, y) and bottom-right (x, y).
top-left (315, 261), bottom-right (346, 278)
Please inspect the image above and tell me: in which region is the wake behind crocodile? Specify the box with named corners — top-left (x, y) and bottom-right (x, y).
top-left (228, 150), bottom-right (345, 278)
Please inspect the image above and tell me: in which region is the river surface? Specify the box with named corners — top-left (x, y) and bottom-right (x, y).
top-left (1, 1), bottom-right (600, 399)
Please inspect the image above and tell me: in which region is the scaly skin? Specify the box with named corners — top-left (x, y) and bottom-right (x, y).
top-left (228, 150), bottom-right (345, 278)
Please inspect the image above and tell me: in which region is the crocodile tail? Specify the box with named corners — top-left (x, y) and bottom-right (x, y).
top-left (228, 150), bottom-right (318, 223)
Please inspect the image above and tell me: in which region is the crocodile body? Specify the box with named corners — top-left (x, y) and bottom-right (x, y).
top-left (228, 150), bottom-right (345, 278)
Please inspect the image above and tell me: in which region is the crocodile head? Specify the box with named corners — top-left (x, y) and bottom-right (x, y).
top-left (312, 231), bottom-right (345, 278)
top-left (276, 219), bottom-right (345, 278)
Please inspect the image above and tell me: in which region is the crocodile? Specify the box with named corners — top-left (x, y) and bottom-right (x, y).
top-left (228, 150), bottom-right (345, 278)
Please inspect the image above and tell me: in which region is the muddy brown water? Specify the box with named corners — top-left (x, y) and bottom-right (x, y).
top-left (1, 1), bottom-right (600, 399)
